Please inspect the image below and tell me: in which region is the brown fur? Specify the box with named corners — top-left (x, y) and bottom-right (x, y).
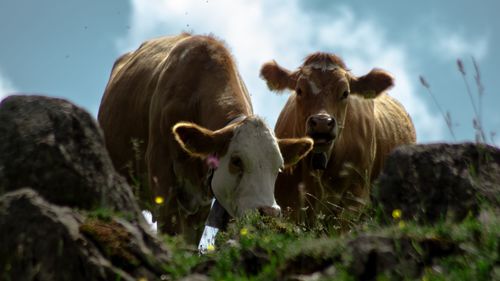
top-left (350, 68), bottom-right (394, 97)
top-left (98, 34), bottom-right (253, 242)
top-left (172, 121), bottom-right (236, 158)
top-left (99, 34), bottom-right (313, 243)
top-left (303, 52), bottom-right (348, 69)
top-left (261, 53), bottom-right (416, 227)
top-left (260, 60), bottom-right (297, 91)
top-left (278, 138), bottom-right (314, 168)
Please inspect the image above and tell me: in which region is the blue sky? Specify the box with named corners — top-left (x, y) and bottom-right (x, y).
top-left (1, 0), bottom-right (498, 145)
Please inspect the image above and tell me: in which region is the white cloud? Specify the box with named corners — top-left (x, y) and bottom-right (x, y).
top-left (118, 0), bottom-right (444, 142)
top-left (433, 31), bottom-right (489, 61)
top-left (0, 70), bottom-right (16, 102)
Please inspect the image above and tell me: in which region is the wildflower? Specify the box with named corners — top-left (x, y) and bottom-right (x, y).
top-left (398, 221), bottom-right (406, 229)
top-left (206, 155), bottom-right (220, 169)
top-left (240, 227), bottom-right (248, 236)
top-left (392, 209), bottom-right (402, 220)
top-left (207, 244), bottom-right (215, 252)
top-left (155, 196), bottom-right (164, 205)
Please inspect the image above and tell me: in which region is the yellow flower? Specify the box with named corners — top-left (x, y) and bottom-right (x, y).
top-left (207, 244), bottom-right (215, 252)
top-left (392, 209), bottom-right (402, 220)
top-left (155, 196), bottom-right (164, 205)
top-left (398, 221), bottom-right (406, 229)
top-left (240, 227), bottom-right (248, 236)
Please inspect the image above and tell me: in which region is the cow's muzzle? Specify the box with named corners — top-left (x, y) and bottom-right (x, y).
top-left (307, 114), bottom-right (336, 150)
top-left (258, 205), bottom-right (281, 217)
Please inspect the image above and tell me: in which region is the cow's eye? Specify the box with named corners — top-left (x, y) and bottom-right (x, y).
top-left (340, 90), bottom-right (349, 100)
top-left (229, 155), bottom-right (244, 174)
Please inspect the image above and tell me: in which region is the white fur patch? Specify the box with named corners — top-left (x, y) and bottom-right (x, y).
top-left (142, 210), bottom-right (157, 233)
top-left (308, 80), bottom-right (321, 95)
top-left (211, 118), bottom-right (282, 217)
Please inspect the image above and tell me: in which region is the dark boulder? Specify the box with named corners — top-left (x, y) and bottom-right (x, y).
top-left (0, 188), bottom-right (171, 281)
top-left (373, 143), bottom-right (500, 223)
top-left (346, 234), bottom-right (457, 281)
top-left (0, 95), bottom-right (140, 218)
top-left (0, 95), bottom-right (173, 280)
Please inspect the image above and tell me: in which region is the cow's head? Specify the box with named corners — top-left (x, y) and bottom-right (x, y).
top-left (172, 116), bottom-right (313, 217)
top-left (260, 53), bottom-right (393, 169)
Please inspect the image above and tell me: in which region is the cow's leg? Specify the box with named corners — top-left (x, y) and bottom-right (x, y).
top-left (275, 170), bottom-right (304, 223)
top-left (145, 136), bottom-right (183, 236)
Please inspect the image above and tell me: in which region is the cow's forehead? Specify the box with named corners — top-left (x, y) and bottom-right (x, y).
top-left (302, 61), bottom-right (347, 76)
top-left (303, 61), bottom-right (341, 72)
top-left (230, 117), bottom-right (283, 168)
top-left (300, 64), bottom-right (348, 91)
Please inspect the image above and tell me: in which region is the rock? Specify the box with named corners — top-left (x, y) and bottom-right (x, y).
top-left (279, 233), bottom-right (458, 281)
top-left (373, 143), bottom-right (500, 223)
top-left (346, 234), bottom-right (457, 281)
top-left (346, 235), bottom-right (419, 280)
top-left (0, 95), bottom-right (141, 219)
top-left (0, 188), bottom-right (171, 281)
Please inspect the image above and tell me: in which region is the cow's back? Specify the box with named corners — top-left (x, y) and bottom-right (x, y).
top-left (372, 94), bottom-right (416, 178)
top-left (98, 34), bottom-right (190, 180)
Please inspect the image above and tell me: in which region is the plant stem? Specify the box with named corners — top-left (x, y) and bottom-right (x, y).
top-left (419, 75), bottom-right (456, 141)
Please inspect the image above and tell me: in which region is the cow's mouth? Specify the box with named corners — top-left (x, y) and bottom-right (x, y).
top-left (309, 132), bottom-right (335, 149)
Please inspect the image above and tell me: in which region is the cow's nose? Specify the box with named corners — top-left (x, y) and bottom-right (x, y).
top-left (258, 205), bottom-right (281, 217)
top-left (307, 115), bottom-right (336, 132)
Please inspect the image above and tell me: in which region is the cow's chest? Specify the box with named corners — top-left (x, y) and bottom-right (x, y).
top-left (305, 162), bottom-right (366, 203)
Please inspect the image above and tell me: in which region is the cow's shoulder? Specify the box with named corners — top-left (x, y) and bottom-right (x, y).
top-left (374, 94), bottom-right (416, 144)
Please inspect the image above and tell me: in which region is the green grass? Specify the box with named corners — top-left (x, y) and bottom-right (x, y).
top-left (154, 205), bottom-right (499, 280)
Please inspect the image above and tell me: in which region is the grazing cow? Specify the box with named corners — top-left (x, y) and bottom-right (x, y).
top-left (260, 53), bottom-right (416, 227)
top-left (98, 33), bottom-right (313, 242)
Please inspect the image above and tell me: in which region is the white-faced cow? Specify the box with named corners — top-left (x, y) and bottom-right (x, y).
top-left (260, 53), bottom-right (416, 227)
top-left (98, 34), bottom-right (313, 242)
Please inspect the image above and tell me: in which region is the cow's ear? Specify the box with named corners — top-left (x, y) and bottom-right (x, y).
top-left (173, 122), bottom-right (234, 158)
top-left (350, 68), bottom-right (394, 99)
top-left (278, 137), bottom-right (314, 168)
top-left (260, 60), bottom-right (297, 92)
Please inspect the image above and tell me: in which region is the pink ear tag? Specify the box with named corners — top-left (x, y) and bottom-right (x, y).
top-left (206, 155), bottom-right (220, 169)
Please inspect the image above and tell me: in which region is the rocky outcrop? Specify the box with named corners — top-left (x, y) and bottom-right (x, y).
top-left (0, 95), bottom-right (171, 280)
top-left (373, 143), bottom-right (500, 223)
top-left (0, 95), bottom-right (141, 218)
top-left (0, 189), bottom-right (170, 281)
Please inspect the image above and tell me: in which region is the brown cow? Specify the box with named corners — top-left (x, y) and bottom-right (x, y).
top-left (260, 53), bottom-right (416, 227)
top-left (98, 33), bottom-right (313, 242)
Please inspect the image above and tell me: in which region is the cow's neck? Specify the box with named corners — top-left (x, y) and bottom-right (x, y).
top-left (330, 97), bottom-right (377, 182)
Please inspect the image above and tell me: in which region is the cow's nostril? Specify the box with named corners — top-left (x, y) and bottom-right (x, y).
top-left (309, 118), bottom-right (317, 128)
